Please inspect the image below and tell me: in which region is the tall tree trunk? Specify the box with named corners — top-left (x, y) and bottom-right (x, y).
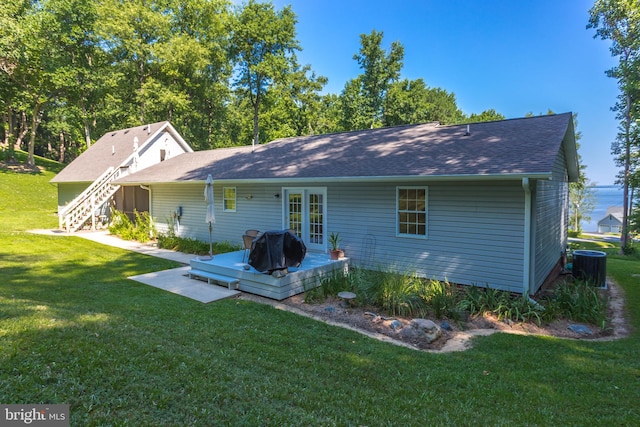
top-left (252, 99), bottom-right (259, 150)
top-left (620, 93), bottom-right (632, 254)
top-left (27, 102), bottom-right (43, 166)
top-left (81, 101), bottom-right (91, 148)
top-left (58, 129), bottom-right (66, 163)
top-left (15, 111), bottom-right (29, 149)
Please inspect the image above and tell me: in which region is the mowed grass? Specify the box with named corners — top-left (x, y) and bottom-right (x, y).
top-left (1, 157), bottom-right (639, 425)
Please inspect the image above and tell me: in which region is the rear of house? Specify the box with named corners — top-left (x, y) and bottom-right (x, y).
top-left (114, 113), bottom-right (578, 295)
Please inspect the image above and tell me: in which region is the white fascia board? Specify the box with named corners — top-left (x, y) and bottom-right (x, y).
top-left (114, 172), bottom-right (552, 186)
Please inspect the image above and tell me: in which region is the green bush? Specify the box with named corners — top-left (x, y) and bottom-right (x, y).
top-left (420, 279), bottom-right (459, 319)
top-left (544, 279), bottom-right (608, 326)
top-left (108, 209), bottom-right (156, 242)
top-left (156, 219), bottom-right (240, 255)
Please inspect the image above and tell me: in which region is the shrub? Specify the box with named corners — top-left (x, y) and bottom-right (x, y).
top-left (420, 279), bottom-right (459, 319)
top-left (458, 285), bottom-right (545, 325)
top-left (156, 219), bottom-right (240, 255)
top-left (108, 209), bottom-right (156, 242)
top-left (544, 279), bottom-right (607, 326)
top-left (354, 269), bottom-right (427, 317)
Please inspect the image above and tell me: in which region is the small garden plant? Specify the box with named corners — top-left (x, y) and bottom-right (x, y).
top-left (312, 266), bottom-right (608, 327)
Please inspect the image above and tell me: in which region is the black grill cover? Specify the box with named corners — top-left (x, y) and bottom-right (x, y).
top-left (248, 230), bottom-right (307, 273)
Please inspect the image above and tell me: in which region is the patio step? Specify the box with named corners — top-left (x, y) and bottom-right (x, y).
top-left (188, 269), bottom-right (240, 290)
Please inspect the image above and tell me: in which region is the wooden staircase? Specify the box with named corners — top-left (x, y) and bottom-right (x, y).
top-left (58, 167), bottom-right (125, 232)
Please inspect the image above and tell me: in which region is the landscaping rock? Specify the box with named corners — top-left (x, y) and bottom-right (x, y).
top-left (389, 320), bottom-right (403, 331)
top-left (410, 319), bottom-right (442, 343)
top-left (440, 321), bottom-right (452, 331)
top-left (399, 327), bottom-right (419, 340)
top-left (324, 306), bottom-right (336, 313)
top-left (568, 324), bottom-right (593, 335)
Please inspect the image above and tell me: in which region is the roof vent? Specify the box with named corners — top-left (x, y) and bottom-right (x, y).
top-left (464, 124), bottom-right (470, 136)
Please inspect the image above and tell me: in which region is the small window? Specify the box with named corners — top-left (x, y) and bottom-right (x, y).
top-left (397, 186), bottom-right (427, 237)
top-left (223, 187), bottom-right (236, 212)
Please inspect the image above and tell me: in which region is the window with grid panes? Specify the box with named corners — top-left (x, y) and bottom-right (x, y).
top-left (397, 187), bottom-right (427, 237)
top-left (223, 187), bottom-right (236, 212)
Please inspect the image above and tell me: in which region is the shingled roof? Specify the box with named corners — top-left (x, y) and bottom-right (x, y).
top-left (114, 113), bottom-right (578, 185)
top-left (51, 121), bottom-right (191, 183)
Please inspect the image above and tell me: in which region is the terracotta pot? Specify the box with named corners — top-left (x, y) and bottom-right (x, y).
top-left (330, 249), bottom-right (344, 260)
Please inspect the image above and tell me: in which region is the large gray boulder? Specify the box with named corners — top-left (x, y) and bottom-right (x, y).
top-left (409, 319), bottom-right (442, 343)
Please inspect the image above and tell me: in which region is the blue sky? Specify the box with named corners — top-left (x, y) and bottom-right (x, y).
top-left (270, 0), bottom-right (620, 185)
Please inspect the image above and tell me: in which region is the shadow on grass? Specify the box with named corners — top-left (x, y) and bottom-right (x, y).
top-left (2, 234), bottom-right (640, 425)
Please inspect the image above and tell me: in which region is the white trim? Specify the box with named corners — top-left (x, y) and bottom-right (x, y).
top-left (282, 187), bottom-right (327, 251)
top-left (223, 187), bottom-right (237, 212)
top-left (113, 172), bottom-right (553, 186)
top-left (522, 178), bottom-right (532, 295)
top-left (396, 186), bottom-right (428, 239)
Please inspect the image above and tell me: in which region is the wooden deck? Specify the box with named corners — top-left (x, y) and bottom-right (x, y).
top-left (189, 251), bottom-right (349, 300)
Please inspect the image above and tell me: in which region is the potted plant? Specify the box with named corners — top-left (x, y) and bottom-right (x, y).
top-left (329, 232), bottom-right (344, 260)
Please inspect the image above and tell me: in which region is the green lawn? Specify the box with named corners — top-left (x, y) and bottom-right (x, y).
top-left (1, 158), bottom-right (639, 426)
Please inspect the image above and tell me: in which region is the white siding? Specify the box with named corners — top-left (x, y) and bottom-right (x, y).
top-left (136, 131), bottom-right (187, 171)
top-left (151, 180), bottom-right (527, 293)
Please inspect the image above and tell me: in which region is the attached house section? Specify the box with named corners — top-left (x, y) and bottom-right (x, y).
top-left (149, 180), bottom-right (528, 293)
top-left (111, 113), bottom-right (578, 297)
top-left (51, 122), bottom-right (192, 231)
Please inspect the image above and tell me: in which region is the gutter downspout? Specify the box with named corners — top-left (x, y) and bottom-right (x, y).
top-left (522, 178), bottom-right (532, 296)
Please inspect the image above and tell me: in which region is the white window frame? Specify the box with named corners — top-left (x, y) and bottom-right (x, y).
top-left (282, 187), bottom-right (327, 251)
top-left (396, 186), bottom-right (428, 239)
top-left (223, 187), bottom-right (237, 212)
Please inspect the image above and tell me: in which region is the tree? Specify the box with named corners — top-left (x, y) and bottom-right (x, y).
top-left (588, 0), bottom-right (640, 253)
top-left (382, 78), bottom-right (468, 126)
top-left (339, 76), bottom-right (370, 131)
top-left (344, 30), bottom-right (404, 129)
top-left (0, 0), bottom-right (60, 166)
top-left (568, 114), bottom-right (597, 233)
top-left (462, 109), bottom-right (506, 123)
top-left (230, 0), bottom-right (300, 148)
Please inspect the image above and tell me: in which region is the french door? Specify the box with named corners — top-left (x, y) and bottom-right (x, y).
top-left (283, 187), bottom-right (327, 251)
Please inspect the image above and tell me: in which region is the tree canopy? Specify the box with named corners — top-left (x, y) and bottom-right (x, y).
top-left (1, 0), bottom-right (518, 167)
top-left (588, 0), bottom-right (640, 251)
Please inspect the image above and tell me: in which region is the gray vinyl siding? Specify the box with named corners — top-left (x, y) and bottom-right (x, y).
top-left (151, 183), bottom-right (284, 248)
top-left (532, 148), bottom-right (569, 293)
top-left (150, 180), bottom-right (527, 293)
top-left (329, 181), bottom-right (526, 292)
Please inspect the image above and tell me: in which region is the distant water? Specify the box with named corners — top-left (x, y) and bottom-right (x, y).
top-left (580, 185), bottom-right (624, 232)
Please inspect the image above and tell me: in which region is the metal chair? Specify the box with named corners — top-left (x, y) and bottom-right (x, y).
top-left (245, 229), bottom-right (260, 237)
top-left (242, 234), bottom-right (255, 262)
